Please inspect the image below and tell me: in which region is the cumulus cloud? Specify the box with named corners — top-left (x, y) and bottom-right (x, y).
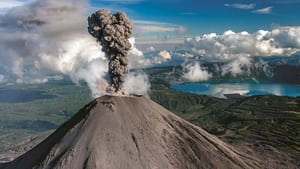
top-left (221, 56), bottom-right (252, 77)
top-left (224, 3), bottom-right (256, 10)
top-left (252, 6), bottom-right (272, 14)
top-left (158, 50), bottom-right (171, 60)
top-left (153, 50), bottom-right (171, 64)
top-left (128, 37), bottom-right (151, 68)
top-left (182, 62), bottom-right (211, 82)
top-left (128, 38), bottom-right (176, 68)
top-left (271, 26), bottom-right (300, 48)
top-left (128, 48), bottom-right (173, 68)
top-left (184, 27), bottom-right (300, 61)
top-left (183, 27), bottom-right (300, 77)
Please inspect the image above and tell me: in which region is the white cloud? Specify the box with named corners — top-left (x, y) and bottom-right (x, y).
top-left (133, 20), bottom-right (187, 34)
top-left (131, 20), bottom-right (186, 45)
top-left (224, 3), bottom-right (256, 10)
top-left (146, 46), bottom-right (156, 52)
top-left (182, 62), bottom-right (211, 82)
top-left (272, 26), bottom-right (300, 48)
top-left (182, 26), bottom-right (299, 78)
top-left (183, 27), bottom-right (300, 61)
top-left (128, 37), bottom-right (151, 68)
top-left (128, 37), bottom-right (176, 68)
top-left (0, 0), bottom-right (24, 8)
top-left (0, 0), bottom-right (29, 15)
top-left (252, 6), bottom-right (272, 14)
top-left (154, 50), bottom-right (171, 63)
top-left (128, 48), bottom-right (173, 68)
top-left (221, 56), bottom-right (252, 77)
top-left (0, 74), bottom-right (7, 84)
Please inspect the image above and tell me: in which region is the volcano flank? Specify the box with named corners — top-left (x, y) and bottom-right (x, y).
top-left (0, 96), bottom-right (263, 169)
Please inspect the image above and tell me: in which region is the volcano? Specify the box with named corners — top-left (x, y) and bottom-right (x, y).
top-left (0, 95), bottom-right (263, 169)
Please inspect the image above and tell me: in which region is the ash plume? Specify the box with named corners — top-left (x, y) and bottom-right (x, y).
top-left (0, 0), bottom-right (150, 97)
top-left (88, 9), bottom-right (133, 95)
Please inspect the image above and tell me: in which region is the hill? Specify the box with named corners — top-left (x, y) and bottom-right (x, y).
top-left (151, 88), bottom-right (300, 167)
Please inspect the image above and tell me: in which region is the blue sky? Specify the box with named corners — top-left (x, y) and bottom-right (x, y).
top-left (90, 0), bottom-right (300, 41)
top-left (1, 0), bottom-right (300, 41)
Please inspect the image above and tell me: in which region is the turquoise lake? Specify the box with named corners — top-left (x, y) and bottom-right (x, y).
top-left (171, 82), bottom-right (300, 98)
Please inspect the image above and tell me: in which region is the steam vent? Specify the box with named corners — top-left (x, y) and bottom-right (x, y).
top-left (0, 95), bottom-right (265, 169)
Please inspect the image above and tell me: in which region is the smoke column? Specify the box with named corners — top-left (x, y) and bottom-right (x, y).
top-left (88, 9), bottom-right (133, 95)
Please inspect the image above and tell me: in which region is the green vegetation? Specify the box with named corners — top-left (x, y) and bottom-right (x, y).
top-left (147, 66), bottom-right (300, 157)
top-left (0, 67), bottom-right (299, 161)
top-left (151, 88), bottom-right (300, 153)
top-left (0, 81), bottom-right (92, 153)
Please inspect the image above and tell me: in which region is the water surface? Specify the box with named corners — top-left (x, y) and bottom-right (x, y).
top-left (171, 82), bottom-right (300, 98)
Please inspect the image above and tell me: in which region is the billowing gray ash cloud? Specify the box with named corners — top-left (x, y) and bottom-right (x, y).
top-left (88, 9), bottom-right (133, 95)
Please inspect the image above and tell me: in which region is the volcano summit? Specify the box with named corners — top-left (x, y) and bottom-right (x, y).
top-left (0, 95), bottom-right (263, 169)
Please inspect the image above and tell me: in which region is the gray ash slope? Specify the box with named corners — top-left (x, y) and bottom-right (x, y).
top-left (1, 95), bottom-right (263, 169)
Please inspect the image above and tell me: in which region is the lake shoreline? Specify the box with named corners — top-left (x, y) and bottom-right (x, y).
top-left (171, 82), bottom-right (300, 98)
